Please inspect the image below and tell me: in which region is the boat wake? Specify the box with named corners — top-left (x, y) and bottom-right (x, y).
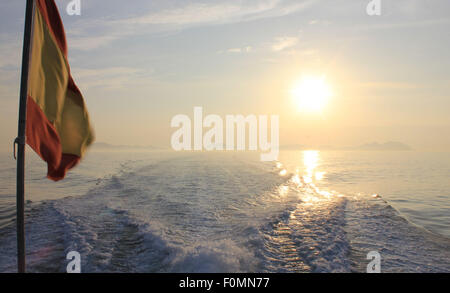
top-left (0, 154), bottom-right (448, 272)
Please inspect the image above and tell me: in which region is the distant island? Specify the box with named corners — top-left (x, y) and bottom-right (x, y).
top-left (354, 141), bottom-right (411, 151)
top-left (281, 141), bottom-right (412, 151)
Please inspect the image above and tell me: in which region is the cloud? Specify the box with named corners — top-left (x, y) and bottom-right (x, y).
top-left (65, 0), bottom-right (316, 51)
top-left (119, 0), bottom-right (317, 26)
top-left (308, 19), bottom-right (331, 26)
top-left (71, 67), bottom-right (153, 91)
top-left (224, 46), bottom-right (253, 54)
top-left (271, 36), bottom-right (299, 52)
top-left (122, 1), bottom-right (278, 25)
top-left (356, 18), bottom-right (450, 31)
top-left (70, 35), bottom-right (120, 51)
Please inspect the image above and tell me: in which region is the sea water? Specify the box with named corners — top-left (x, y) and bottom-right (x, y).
top-left (0, 149), bottom-right (448, 272)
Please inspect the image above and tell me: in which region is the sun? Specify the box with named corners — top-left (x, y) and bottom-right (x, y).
top-left (291, 76), bottom-right (331, 112)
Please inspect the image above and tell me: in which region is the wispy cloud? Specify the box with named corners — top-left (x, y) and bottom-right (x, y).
top-left (70, 35), bottom-right (121, 51)
top-left (119, 0), bottom-right (318, 26)
top-left (72, 67), bottom-right (153, 91)
top-left (222, 46), bottom-right (253, 54)
top-left (66, 0), bottom-right (316, 51)
top-left (356, 18), bottom-right (450, 31)
top-left (308, 19), bottom-right (331, 26)
top-left (121, 1), bottom-right (280, 25)
top-left (271, 36), bottom-right (299, 52)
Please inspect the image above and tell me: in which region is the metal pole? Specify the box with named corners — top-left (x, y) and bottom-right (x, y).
top-left (15, 0), bottom-right (34, 273)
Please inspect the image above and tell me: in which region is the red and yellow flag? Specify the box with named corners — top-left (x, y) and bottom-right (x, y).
top-left (26, 0), bottom-right (94, 181)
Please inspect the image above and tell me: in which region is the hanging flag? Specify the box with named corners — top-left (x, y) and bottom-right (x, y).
top-left (26, 0), bottom-right (94, 181)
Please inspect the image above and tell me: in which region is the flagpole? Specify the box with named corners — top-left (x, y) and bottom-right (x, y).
top-left (15, 0), bottom-right (34, 273)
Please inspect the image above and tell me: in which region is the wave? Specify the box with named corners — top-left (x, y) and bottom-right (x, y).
top-left (0, 154), bottom-right (448, 272)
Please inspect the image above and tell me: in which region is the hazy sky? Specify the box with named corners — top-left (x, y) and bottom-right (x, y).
top-left (1, 0), bottom-right (449, 151)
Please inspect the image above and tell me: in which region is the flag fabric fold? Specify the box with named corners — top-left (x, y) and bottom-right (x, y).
top-left (26, 0), bottom-right (94, 181)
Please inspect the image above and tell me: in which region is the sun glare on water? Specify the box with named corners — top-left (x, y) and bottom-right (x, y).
top-left (291, 76), bottom-right (332, 112)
